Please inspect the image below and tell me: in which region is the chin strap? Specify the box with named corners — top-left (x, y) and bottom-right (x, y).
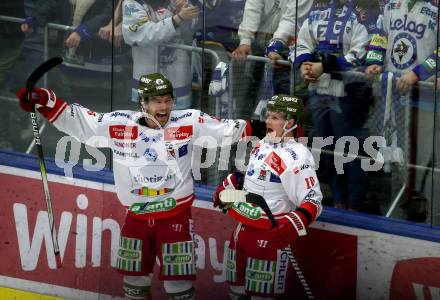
top-left (264, 121), bottom-right (297, 143)
top-left (140, 105), bottom-right (163, 130)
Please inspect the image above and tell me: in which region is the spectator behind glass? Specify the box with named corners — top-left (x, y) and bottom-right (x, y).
top-left (59, 0), bottom-right (113, 110)
top-left (97, 0), bottom-right (134, 110)
top-left (231, 0), bottom-right (314, 120)
top-left (191, 0), bottom-right (245, 90)
top-left (0, 0), bottom-right (25, 150)
top-left (122, 0), bottom-right (198, 110)
top-left (292, 0), bottom-right (371, 212)
top-left (365, 0), bottom-right (439, 222)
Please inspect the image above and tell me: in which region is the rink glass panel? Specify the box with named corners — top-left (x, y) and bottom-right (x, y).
top-left (0, 0), bottom-right (439, 227)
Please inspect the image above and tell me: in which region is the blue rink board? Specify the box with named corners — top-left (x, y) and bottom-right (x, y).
top-left (1, 150), bottom-right (439, 243)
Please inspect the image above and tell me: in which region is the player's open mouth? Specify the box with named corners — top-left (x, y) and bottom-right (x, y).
top-left (156, 113), bottom-right (168, 120)
top-left (266, 128), bottom-right (274, 134)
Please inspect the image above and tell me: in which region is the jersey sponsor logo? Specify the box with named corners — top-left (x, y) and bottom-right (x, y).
top-left (391, 32), bottom-right (417, 69)
top-left (110, 112), bottom-right (132, 120)
top-left (245, 270), bottom-right (273, 282)
top-left (133, 173), bottom-right (172, 185)
top-left (366, 51), bottom-right (384, 62)
top-left (424, 57), bottom-right (436, 71)
top-left (264, 152), bottom-right (286, 175)
top-left (109, 125), bottom-right (138, 140)
top-left (232, 202), bottom-right (261, 220)
top-left (113, 149), bottom-right (140, 158)
top-left (165, 125), bottom-right (193, 140)
top-left (117, 249), bottom-right (140, 260)
top-left (274, 251), bottom-right (289, 294)
top-left (301, 164), bottom-right (311, 170)
top-left (389, 15), bottom-right (427, 39)
top-left (178, 144), bottom-right (188, 157)
top-left (285, 148), bottom-right (298, 160)
top-left (129, 197), bottom-right (176, 214)
top-left (114, 141), bottom-right (136, 148)
top-left (370, 34), bottom-right (388, 49)
top-left (420, 6), bottom-right (437, 20)
top-left (170, 112), bottom-right (192, 122)
top-left (143, 148), bottom-right (158, 161)
top-left (163, 254), bottom-right (192, 264)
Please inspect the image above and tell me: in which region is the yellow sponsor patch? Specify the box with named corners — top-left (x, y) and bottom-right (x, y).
top-left (0, 287), bottom-right (64, 299)
top-left (370, 34), bottom-right (388, 48)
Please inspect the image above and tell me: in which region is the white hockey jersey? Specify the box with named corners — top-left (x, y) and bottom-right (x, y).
top-left (228, 138), bottom-right (323, 229)
top-left (366, 0), bottom-right (438, 81)
top-left (238, 0), bottom-right (313, 45)
top-left (39, 99), bottom-right (249, 219)
top-left (122, 0), bottom-right (195, 108)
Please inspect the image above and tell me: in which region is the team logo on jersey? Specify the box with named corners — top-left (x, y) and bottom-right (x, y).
top-left (258, 170), bottom-right (267, 181)
top-left (109, 125), bottom-right (138, 140)
top-left (144, 148), bottom-right (158, 161)
top-left (391, 33), bottom-right (417, 69)
top-left (165, 125), bottom-right (193, 140)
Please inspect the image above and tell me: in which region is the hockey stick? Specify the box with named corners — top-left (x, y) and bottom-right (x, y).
top-left (220, 190), bottom-right (315, 299)
top-left (26, 57), bottom-right (63, 268)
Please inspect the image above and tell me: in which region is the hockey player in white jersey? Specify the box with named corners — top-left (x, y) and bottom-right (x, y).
top-left (122, 0), bottom-right (198, 109)
top-left (213, 95), bottom-right (323, 299)
top-left (16, 72), bottom-right (251, 300)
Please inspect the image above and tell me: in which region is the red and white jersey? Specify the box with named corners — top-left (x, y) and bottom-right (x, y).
top-left (229, 138), bottom-right (323, 229)
top-left (40, 100), bottom-right (249, 219)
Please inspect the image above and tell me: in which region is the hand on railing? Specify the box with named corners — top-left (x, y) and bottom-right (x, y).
top-left (232, 44), bottom-right (252, 62)
top-left (300, 62), bottom-right (320, 83)
top-left (65, 32), bottom-right (81, 48)
top-left (396, 71), bottom-right (418, 93)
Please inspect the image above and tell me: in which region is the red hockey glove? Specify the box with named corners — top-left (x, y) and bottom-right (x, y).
top-left (267, 210), bottom-right (310, 249)
top-left (213, 171), bottom-right (244, 209)
top-left (16, 87), bottom-right (57, 112)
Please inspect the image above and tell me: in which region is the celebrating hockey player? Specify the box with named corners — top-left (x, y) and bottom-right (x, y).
top-left (213, 95), bottom-right (323, 299)
top-left (16, 73), bottom-right (252, 300)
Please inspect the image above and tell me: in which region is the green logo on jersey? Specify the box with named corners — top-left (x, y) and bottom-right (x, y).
top-left (118, 249), bottom-right (140, 260)
top-left (130, 197), bottom-right (176, 214)
top-left (232, 202), bottom-right (262, 220)
top-left (163, 254), bottom-right (192, 264)
top-left (246, 270), bottom-right (273, 282)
